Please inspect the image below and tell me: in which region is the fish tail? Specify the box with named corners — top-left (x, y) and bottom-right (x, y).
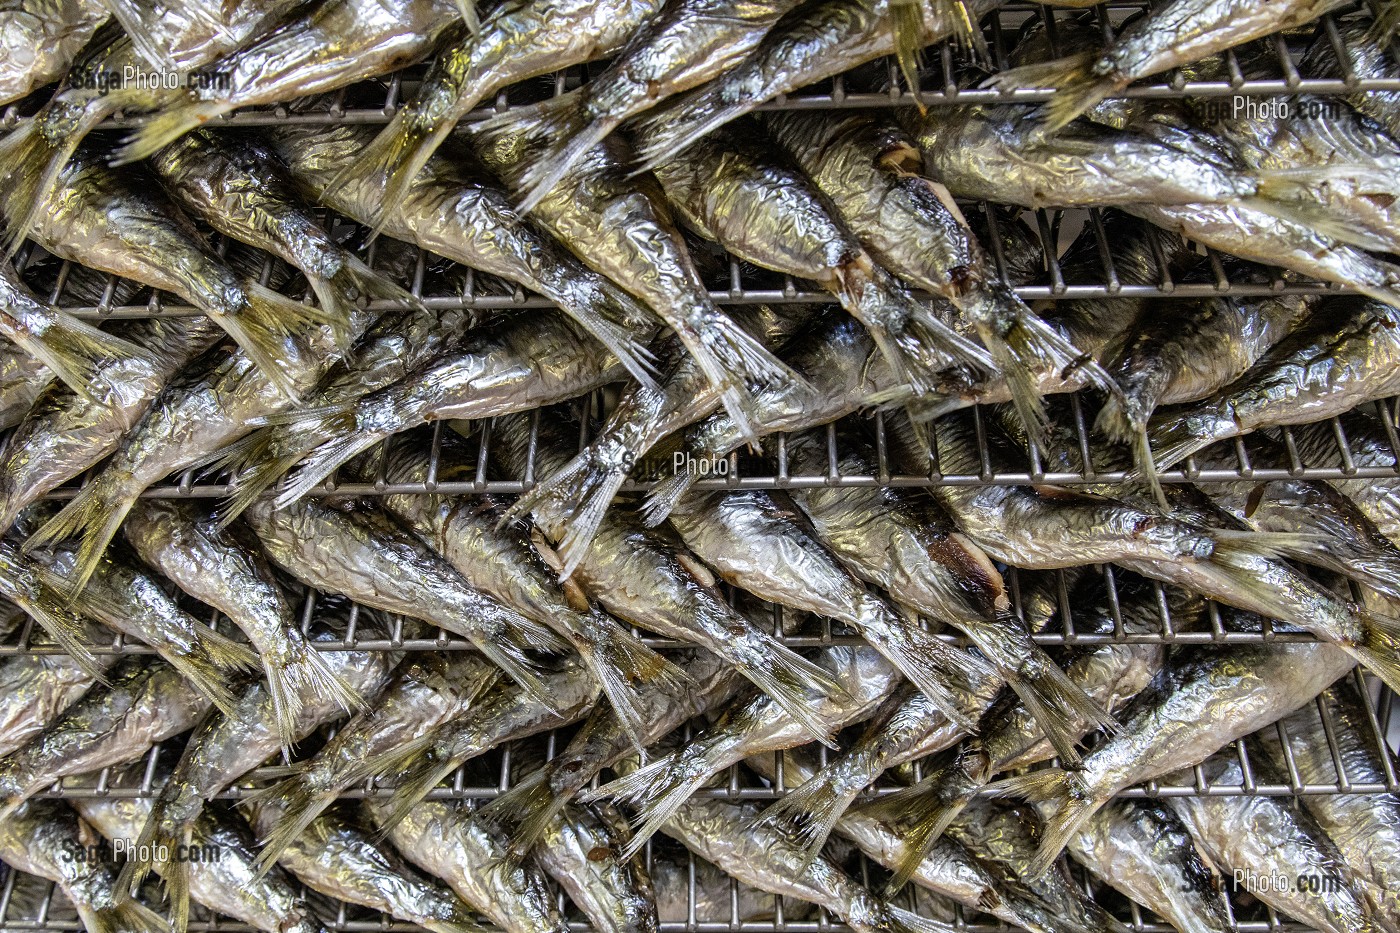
top-left (0, 99), bottom-right (111, 253)
top-left (25, 468), bottom-right (140, 596)
top-left (331, 112), bottom-right (456, 234)
top-left (164, 625), bottom-right (258, 718)
top-left (0, 549), bottom-right (102, 677)
top-left (453, 0), bottom-right (478, 30)
top-left (681, 312), bottom-right (805, 443)
top-left (630, 97), bottom-right (747, 176)
top-left (78, 896), bottom-right (170, 933)
top-left (869, 764), bottom-right (980, 894)
top-left (272, 411), bottom-right (381, 509)
top-left (249, 774), bottom-right (337, 877)
top-left (116, 787), bottom-right (198, 931)
top-left (560, 287), bottom-right (660, 390)
top-left (640, 470), bottom-right (697, 528)
top-left (471, 617), bottom-right (571, 713)
top-left (219, 281), bottom-right (345, 400)
top-left (1095, 392), bottom-right (1168, 509)
top-left (477, 766), bottom-right (567, 859)
top-left (1367, 1), bottom-right (1400, 45)
top-left (313, 254), bottom-right (422, 351)
top-left (1248, 194), bottom-right (1400, 254)
top-left (0, 308), bottom-right (156, 404)
top-left (985, 53), bottom-right (1108, 132)
top-left (98, 0), bottom-right (175, 70)
top-left (858, 597), bottom-right (989, 732)
top-left (520, 447), bottom-right (631, 580)
top-left (890, 0), bottom-right (928, 106)
top-left (985, 768), bottom-right (1097, 877)
top-left (114, 100), bottom-right (227, 165)
top-left (1137, 406), bottom-right (1234, 477)
top-left (264, 640), bottom-right (364, 747)
top-left (213, 430), bottom-right (311, 529)
top-left (971, 289), bottom-right (1117, 444)
top-left (582, 620), bottom-right (695, 752)
top-left (492, 97), bottom-right (605, 216)
top-left (733, 641), bottom-right (849, 748)
top-left (585, 750), bottom-right (719, 859)
top-left (1354, 616), bottom-right (1400, 696)
top-left (753, 771), bottom-right (864, 870)
top-left (377, 740), bottom-right (463, 836)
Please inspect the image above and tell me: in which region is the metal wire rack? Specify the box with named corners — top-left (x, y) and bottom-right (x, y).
top-left (4, 1), bottom-right (1400, 932)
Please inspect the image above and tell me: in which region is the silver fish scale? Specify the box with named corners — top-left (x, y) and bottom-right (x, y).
top-left (1, 2), bottom-right (1400, 933)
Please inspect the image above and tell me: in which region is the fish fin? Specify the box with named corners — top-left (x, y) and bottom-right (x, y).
top-left (1136, 406), bottom-right (1235, 477)
top-left (753, 774), bottom-right (863, 871)
top-left (0, 99), bottom-right (113, 254)
top-left (214, 434), bottom-right (311, 530)
top-left (887, 903), bottom-right (959, 933)
top-left (557, 291), bottom-right (660, 391)
top-left (477, 766), bottom-right (567, 860)
top-left (1095, 392), bottom-right (1168, 509)
top-left (0, 558), bottom-right (103, 678)
top-left (470, 616), bottom-right (571, 713)
top-left (0, 308), bottom-right (157, 404)
top-left (272, 415), bottom-right (381, 509)
top-left (97, 0), bottom-right (174, 70)
top-left (640, 470), bottom-right (697, 528)
top-left (731, 642), bottom-right (848, 749)
top-left (24, 468), bottom-right (139, 596)
top-left (113, 100), bottom-right (227, 165)
top-left (583, 622), bottom-right (694, 752)
top-left (495, 98), bottom-right (608, 216)
top-left (77, 896), bottom-right (170, 933)
top-left (969, 290), bottom-right (1118, 444)
top-left (1352, 617), bottom-right (1400, 697)
top-left (453, 0), bottom-right (478, 31)
top-left (264, 639), bottom-right (366, 748)
top-left (985, 768), bottom-right (1099, 877)
top-left (890, 0), bottom-right (928, 108)
top-left (586, 751), bottom-right (718, 859)
top-left (985, 53), bottom-right (1109, 132)
top-left (510, 447), bottom-right (629, 580)
top-left (377, 743), bottom-right (464, 836)
top-left (1368, 1), bottom-right (1400, 45)
top-left (175, 625), bottom-right (259, 717)
top-left (870, 764), bottom-right (979, 894)
top-left (312, 254), bottom-right (424, 351)
top-left (1210, 530), bottom-right (1333, 564)
top-left (329, 112), bottom-right (456, 235)
top-left (115, 785), bottom-right (198, 930)
top-left (679, 313), bottom-right (805, 444)
top-left (250, 775), bottom-right (338, 877)
top-left (630, 97), bottom-right (746, 176)
top-left (861, 614), bottom-right (987, 732)
top-left (1248, 193), bottom-right (1400, 254)
top-left (219, 282), bottom-right (345, 401)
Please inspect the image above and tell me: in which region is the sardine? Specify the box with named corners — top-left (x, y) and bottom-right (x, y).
top-left (782, 426), bottom-right (1113, 765)
top-left (0, 340), bottom-right (48, 430)
top-left (1146, 297), bottom-right (1400, 471)
top-left (244, 799), bottom-right (487, 933)
top-left (26, 538), bottom-right (258, 716)
top-left (0, 314), bottom-right (224, 533)
top-left (648, 123), bottom-right (991, 397)
top-left (372, 432), bottom-right (689, 750)
top-left (0, 260), bottom-right (159, 405)
top-left (1284, 410), bottom-right (1400, 545)
top-left (1068, 798), bottom-right (1232, 933)
top-left (0, 657), bottom-right (212, 818)
top-left (241, 495), bottom-right (569, 710)
top-left (869, 575), bottom-right (1203, 887)
top-left (116, 611), bottom-right (393, 929)
top-left (1251, 678), bottom-right (1400, 930)
top-left (149, 129), bottom-right (418, 346)
top-left (992, 0), bottom-right (1349, 129)
top-left (532, 796), bottom-right (659, 933)
top-left (0, 799), bottom-right (168, 933)
top-left (1166, 754), bottom-right (1388, 933)
top-left (247, 651), bottom-right (501, 874)
top-left (123, 500), bottom-right (362, 746)
top-left (0, 144), bottom-right (338, 398)
top-left (0, 538), bottom-right (105, 674)
top-left (473, 102), bottom-right (799, 440)
top-left (264, 122), bottom-right (656, 387)
top-left (763, 110), bottom-right (1115, 437)
top-left (607, 750), bottom-right (958, 933)
top-left (991, 636), bottom-right (1355, 876)
top-left (488, 409), bottom-right (850, 746)
top-left (630, 0), bottom-right (1004, 169)
top-left (114, 0), bottom-right (460, 163)
top-left (369, 797), bottom-right (571, 933)
top-left (0, 0), bottom-right (106, 104)
top-left (1303, 19), bottom-right (1400, 141)
top-left (95, 0), bottom-right (303, 74)
top-left (335, 0), bottom-right (663, 223)
top-left (73, 770), bottom-right (332, 933)
top-left (500, 303), bottom-right (816, 579)
top-left (0, 621), bottom-right (114, 758)
top-left (507, 0), bottom-right (805, 210)
top-left (668, 486), bottom-right (993, 728)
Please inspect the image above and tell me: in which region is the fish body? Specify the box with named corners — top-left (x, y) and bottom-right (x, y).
top-left (115, 0), bottom-right (460, 163)
top-left (533, 800), bottom-right (659, 933)
top-left (371, 797), bottom-right (571, 933)
top-left (0, 622), bottom-right (114, 758)
top-left (98, 0), bottom-right (304, 73)
top-left (0, 341), bottom-right (47, 429)
top-left (1167, 755), bottom-right (1388, 933)
top-left (0, 0), bottom-right (106, 104)
top-left (0, 657), bottom-right (211, 817)
top-left (0, 315), bottom-right (224, 532)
